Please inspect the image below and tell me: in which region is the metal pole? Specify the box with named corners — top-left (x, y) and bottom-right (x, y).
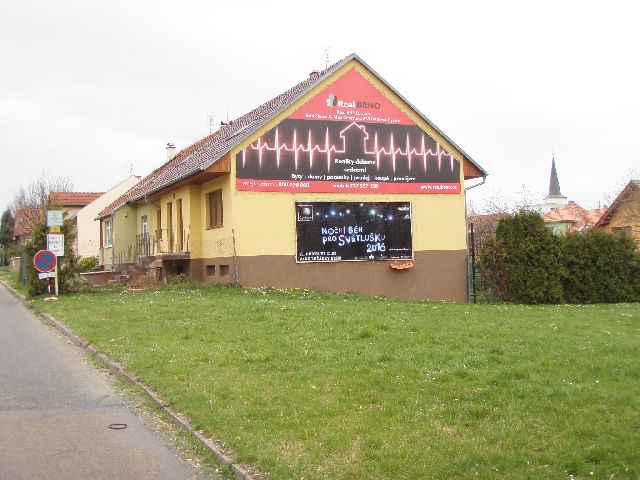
top-left (54, 263), bottom-right (59, 296)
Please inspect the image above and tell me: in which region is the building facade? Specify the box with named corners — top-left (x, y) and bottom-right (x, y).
top-left (98, 54), bottom-right (487, 302)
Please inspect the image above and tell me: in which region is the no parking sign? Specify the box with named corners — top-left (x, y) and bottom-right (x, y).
top-left (33, 250), bottom-right (57, 273)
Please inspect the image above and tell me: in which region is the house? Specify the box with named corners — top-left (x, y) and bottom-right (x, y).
top-left (97, 53), bottom-right (487, 302)
top-left (49, 191), bottom-right (104, 219)
top-left (543, 201), bottom-right (607, 235)
top-left (594, 180), bottom-right (640, 246)
top-left (12, 208), bottom-right (42, 247)
top-left (74, 176), bottom-right (140, 259)
top-left (529, 158), bottom-right (606, 235)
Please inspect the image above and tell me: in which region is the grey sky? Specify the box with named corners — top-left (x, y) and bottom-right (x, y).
top-left (1, 0), bottom-right (638, 214)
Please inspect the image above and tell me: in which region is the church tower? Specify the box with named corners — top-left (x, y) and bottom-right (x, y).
top-left (543, 157), bottom-right (568, 207)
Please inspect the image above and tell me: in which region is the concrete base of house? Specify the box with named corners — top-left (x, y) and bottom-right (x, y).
top-left (187, 249), bottom-right (468, 303)
top-left (80, 271), bottom-right (116, 286)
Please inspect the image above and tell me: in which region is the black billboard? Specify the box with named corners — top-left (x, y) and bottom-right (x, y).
top-left (295, 202), bottom-right (413, 262)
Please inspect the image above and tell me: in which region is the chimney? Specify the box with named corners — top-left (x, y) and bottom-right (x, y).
top-left (309, 70), bottom-right (320, 78)
top-left (166, 143), bottom-right (176, 160)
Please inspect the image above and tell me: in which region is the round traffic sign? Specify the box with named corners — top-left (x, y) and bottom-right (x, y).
top-left (34, 249), bottom-right (57, 273)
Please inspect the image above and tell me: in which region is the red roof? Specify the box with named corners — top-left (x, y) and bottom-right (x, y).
top-left (49, 192), bottom-right (103, 206)
top-left (543, 201), bottom-right (607, 232)
top-left (99, 53), bottom-right (487, 218)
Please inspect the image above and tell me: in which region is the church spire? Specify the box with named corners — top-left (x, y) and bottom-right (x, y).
top-left (549, 157), bottom-right (562, 197)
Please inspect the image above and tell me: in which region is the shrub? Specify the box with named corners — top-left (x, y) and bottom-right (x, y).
top-left (78, 256), bottom-right (99, 272)
top-left (165, 273), bottom-right (200, 288)
top-left (562, 230), bottom-right (640, 303)
top-left (479, 212), bottom-right (565, 304)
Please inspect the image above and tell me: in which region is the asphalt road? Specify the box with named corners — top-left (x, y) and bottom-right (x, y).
top-left (0, 285), bottom-right (212, 480)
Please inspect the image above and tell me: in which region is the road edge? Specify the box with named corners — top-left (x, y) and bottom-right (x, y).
top-left (0, 281), bottom-right (258, 480)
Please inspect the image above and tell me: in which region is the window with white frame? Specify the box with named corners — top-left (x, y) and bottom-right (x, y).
top-left (104, 218), bottom-right (113, 247)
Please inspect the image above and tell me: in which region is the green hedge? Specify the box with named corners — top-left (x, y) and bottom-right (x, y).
top-left (479, 212), bottom-right (640, 304)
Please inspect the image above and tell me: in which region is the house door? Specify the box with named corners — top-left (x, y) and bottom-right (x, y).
top-left (167, 202), bottom-right (173, 252)
top-left (140, 215), bottom-right (149, 256)
top-left (177, 199), bottom-right (183, 251)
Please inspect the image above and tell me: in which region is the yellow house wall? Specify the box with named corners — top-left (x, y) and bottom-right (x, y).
top-left (601, 187), bottom-right (640, 246)
top-left (198, 176), bottom-right (234, 259)
top-left (135, 204), bottom-right (158, 235)
top-left (112, 205), bottom-right (137, 262)
top-left (158, 185), bottom-right (201, 252)
top-left (228, 59), bottom-right (468, 257)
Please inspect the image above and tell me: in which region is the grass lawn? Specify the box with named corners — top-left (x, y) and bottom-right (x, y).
top-left (0, 267), bottom-right (28, 297)
top-left (24, 283), bottom-right (640, 479)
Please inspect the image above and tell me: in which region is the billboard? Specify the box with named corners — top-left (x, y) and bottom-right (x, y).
top-left (237, 69), bottom-right (460, 194)
top-left (296, 202), bottom-right (412, 262)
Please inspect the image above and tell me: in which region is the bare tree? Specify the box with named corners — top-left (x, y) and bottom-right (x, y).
top-left (11, 174), bottom-right (73, 237)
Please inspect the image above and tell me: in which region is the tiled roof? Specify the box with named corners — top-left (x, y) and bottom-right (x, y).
top-left (543, 201), bottom-right (607, 232)
top-left (594, 180), bottom-right (639, 228)
top-left (97, 59), bottom-right (350, 218)
top-left (50, 192), bottom-right (103, 206)
top-left (99, 53), bottom-right (486, 218)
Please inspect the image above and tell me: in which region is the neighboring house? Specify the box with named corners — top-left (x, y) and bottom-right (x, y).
top-left (49, 191), bottom-right (103, 255)
top-left (594, 180), bottom-right (640, 247)
top-left (49, 192), bottom-right (104, 220)
top-left (74, 176), bottom-right (140, 259)
top-left (97, 53), bottom-right (487, 302)
top-left (528, 158), bottom-right (606, 235)
top-left (12, 207), bottom-right (42, 247)
top-left (543, 201), bottom-right (607, 235)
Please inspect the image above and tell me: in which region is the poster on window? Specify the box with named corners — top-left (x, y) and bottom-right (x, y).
top-left (296, 202), bottom-right (412, 262)
top-left (236, 69), bottom-right (460, 194)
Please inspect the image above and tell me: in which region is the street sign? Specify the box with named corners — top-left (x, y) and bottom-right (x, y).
top-left (47, 234), bottom-right (65, 256)
top-left (34, 250), bottom-right (57, 273)
top-left (38, 272), bottom-right (56, 279)
top-left (47, 210), bottom-right (64, 227)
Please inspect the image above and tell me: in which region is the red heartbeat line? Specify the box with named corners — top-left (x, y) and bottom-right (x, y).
top-left (242, 122), bottom-right (456, 173)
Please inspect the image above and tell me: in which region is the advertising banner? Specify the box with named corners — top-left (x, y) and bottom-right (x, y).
top-left (296, 202), bottom-right (412, 262)
top-left (237, 69), bottom-right (460, 194)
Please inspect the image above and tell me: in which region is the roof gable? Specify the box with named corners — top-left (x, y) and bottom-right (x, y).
top-left (595, 180), bottom-right (639, 228)
top-left (99, 53), bottom-right (486, 217)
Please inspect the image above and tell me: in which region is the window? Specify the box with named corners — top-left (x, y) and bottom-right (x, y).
top-left (141, 215), bottom-right (148, 235)
top-left (206, 190), bottom-right (223, 228)
top-left (104, 219), bottom-right (113, 247)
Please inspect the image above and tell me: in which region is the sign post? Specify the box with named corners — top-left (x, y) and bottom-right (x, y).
top-left (33, 249), bottom-right (57, 300)
top-left (46, 234), bottom-right (64, 297)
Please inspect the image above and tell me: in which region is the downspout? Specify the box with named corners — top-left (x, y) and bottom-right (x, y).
top-left (464, 176), bottom-right (487, 304)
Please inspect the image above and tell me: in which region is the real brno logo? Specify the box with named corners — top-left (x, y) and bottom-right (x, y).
top-left (297, 205), bottom-right (313, 222)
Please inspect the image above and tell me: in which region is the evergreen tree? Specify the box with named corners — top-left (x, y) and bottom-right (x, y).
top-left (480, 212), bottom-right (565, 304)
top-left (0, 209), bottom-right (15, 246)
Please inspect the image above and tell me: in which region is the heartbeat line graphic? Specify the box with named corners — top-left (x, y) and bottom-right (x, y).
top-left (242, 122), bottom-right (456, 173)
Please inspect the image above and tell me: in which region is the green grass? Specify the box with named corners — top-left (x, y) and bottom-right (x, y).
top-left (0, 267), bottom-right (28, 297)
top-left (30, 283), bottom-right (640, 479)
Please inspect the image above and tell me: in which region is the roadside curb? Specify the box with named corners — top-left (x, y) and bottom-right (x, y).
top-left (0, 281), bottom-right (258, 480)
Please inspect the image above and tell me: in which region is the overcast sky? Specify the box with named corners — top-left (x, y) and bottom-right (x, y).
top-left (1, 0), bottom-right (638, 214)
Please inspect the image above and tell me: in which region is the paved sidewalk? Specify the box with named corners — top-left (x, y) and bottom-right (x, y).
top-left (0, 286), bottom-right (213, 480)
